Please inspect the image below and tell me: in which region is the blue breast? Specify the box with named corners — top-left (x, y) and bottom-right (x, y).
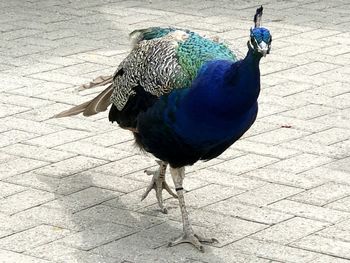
top-left (162, 59), bottom-right (259, 148)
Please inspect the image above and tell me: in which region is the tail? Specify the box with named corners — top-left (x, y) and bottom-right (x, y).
top-left (54, 84), bottom-right (114, 118)
top-left (77, 75), bottom-right (113, 91)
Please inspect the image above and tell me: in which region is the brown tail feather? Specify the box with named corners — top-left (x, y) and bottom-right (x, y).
top-left (53, 84), bottom-right (114, 118)
top-left (53, 101), bottom-right (91, 118)
top-left (84, 84), bottom-right (113, 116)
top-left (77, 75), bottom-right (113, 91)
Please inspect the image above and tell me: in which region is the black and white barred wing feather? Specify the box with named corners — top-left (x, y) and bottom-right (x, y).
top-left (54, 29), bottom-right (190, 118)
top-left (111, 30), bottom-right (190, 111)
top-left (54, 27), bottom-right (236, 119)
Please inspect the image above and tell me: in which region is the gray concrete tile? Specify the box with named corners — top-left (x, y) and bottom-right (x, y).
top-left (33, 156), bottom-right (107, 178)
top-left (210, 154), bottom-right (279, 175)
top-left (251, 217), bottom-right (329, 244)
top-left (268, 199), bottom-right (350, 224)
top-left (1, 143), bottom-right (76, 162)
top-left (27, 242), bottom-right (119, 263)
top-left (265, 153), bottom-right (334, 173)
top-left (291, 235), bottom-right (350, 260)
top-left (227, 237), bottom-right (319, 263)
top-left (26, 130), bottom-right (93, 148)
top-left (42, 187), bottom-right (120, 213)
top-left (59, 222), bottom-right (136, 250)
top-left (0, 181), bottom-right (26, 198)
top-left (75, 204), bottom-right (165, 230)
top-left (326, 196), bottom-right (350, 213)
top-left (0, 0), bottom-right (349, 261)
top-left (229, 183), bottom-right (303, 207)
top-left (0, 157), bottom-right (49, 179)
top-left (0, 249), bottom-right (52, 263)
top-left (289, 182), bottom-right (350, 206)
top-left (15, 206), bottom-right (102, 232)
top-left (0, 225), bottom-right (71, 252)
top-left (244, 168), bottom-right (326, 189)
top-left (4, 172), bottom-right (90, 195)
top-left (204, 199), bottom-right (293, 225)
top-left (0, 189), bottom-right (56, 215)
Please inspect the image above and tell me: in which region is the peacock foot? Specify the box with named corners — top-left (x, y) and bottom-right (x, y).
top-left (168, 232), bottom-right (218, 252)
top-left (141, 161), bottom-right (177, 214)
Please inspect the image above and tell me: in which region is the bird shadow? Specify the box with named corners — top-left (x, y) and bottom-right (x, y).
top-left (34, 160), bottom-right (228, 263)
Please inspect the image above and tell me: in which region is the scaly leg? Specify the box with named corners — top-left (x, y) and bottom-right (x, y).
top-left (168, 167), bottom-right (218, 252)
top-left (142, 160), bottom-right (177, 214)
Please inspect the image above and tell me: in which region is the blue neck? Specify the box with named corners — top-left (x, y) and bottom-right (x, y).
top-left (216, 46), bottom-right (262, 114)
top-left (177, 45), bottom-right (262, 116)
top-left (165, 46), bottom-right (262, 145)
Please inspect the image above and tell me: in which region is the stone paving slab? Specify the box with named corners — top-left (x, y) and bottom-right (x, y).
top-left (0, 0), bottom-right (349, 262)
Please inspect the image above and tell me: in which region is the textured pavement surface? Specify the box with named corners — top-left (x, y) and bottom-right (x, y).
top-left (1, 0), bottom-right (350, 262)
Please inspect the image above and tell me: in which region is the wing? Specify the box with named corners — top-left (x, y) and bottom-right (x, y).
top-left (111, 27), bottom-right (238, 111)
top-left (54, 27), bottom-right (237, 120)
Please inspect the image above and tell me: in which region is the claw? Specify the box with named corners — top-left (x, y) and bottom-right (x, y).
top-left (144, 168), bottom-right (157, 176)
top-left (164, 182), bottom-right (178, 199)
top-left (141, 162), bottom-right (177, 213)
top-left (168, 233), bottom-right (218, 252)
top-left (194, 234), bottom-right (218, 244)
top-left (141, 183), bottom-right (153, 201)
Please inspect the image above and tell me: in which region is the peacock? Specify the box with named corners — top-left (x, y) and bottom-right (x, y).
top-left (55, 6), bottom-right (271, 252)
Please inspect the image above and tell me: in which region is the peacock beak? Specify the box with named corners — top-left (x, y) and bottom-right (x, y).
top-left (258, 41), bottom-right (268, 57)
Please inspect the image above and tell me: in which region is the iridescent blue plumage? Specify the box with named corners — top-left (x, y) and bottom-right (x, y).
top-left (137, 40), bottom-right (265, 167)
top-left (136, 8), bottom-right (272, 168)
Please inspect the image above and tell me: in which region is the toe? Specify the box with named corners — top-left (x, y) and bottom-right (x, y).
top-left (164, 182), bottom-right (178, 198)
top-left (167, 233), bottom-right (207, 252)
top-left (144, 169), bottom-right (157, 176)
top-left (194, 234), bottom-right (219, 244)
top-left (141, 183), bottom-right (154, 201)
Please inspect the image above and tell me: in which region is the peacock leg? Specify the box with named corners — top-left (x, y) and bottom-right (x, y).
top-left (142, 160), bottom-right (177, 214)
top-left (168, 167), bottom-right (218, 252)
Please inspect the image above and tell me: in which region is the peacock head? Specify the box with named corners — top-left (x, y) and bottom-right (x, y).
top-left (249, 6), bottom-right (272, 57)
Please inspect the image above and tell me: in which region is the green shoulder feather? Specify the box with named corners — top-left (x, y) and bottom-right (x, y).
top-left (176, 32), bottom-right (237, 83)
top-left (129, 27), bottom-right (178, 46)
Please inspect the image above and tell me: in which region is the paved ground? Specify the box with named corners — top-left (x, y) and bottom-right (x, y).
top-left (0, 0), bottom-right (350, 262)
